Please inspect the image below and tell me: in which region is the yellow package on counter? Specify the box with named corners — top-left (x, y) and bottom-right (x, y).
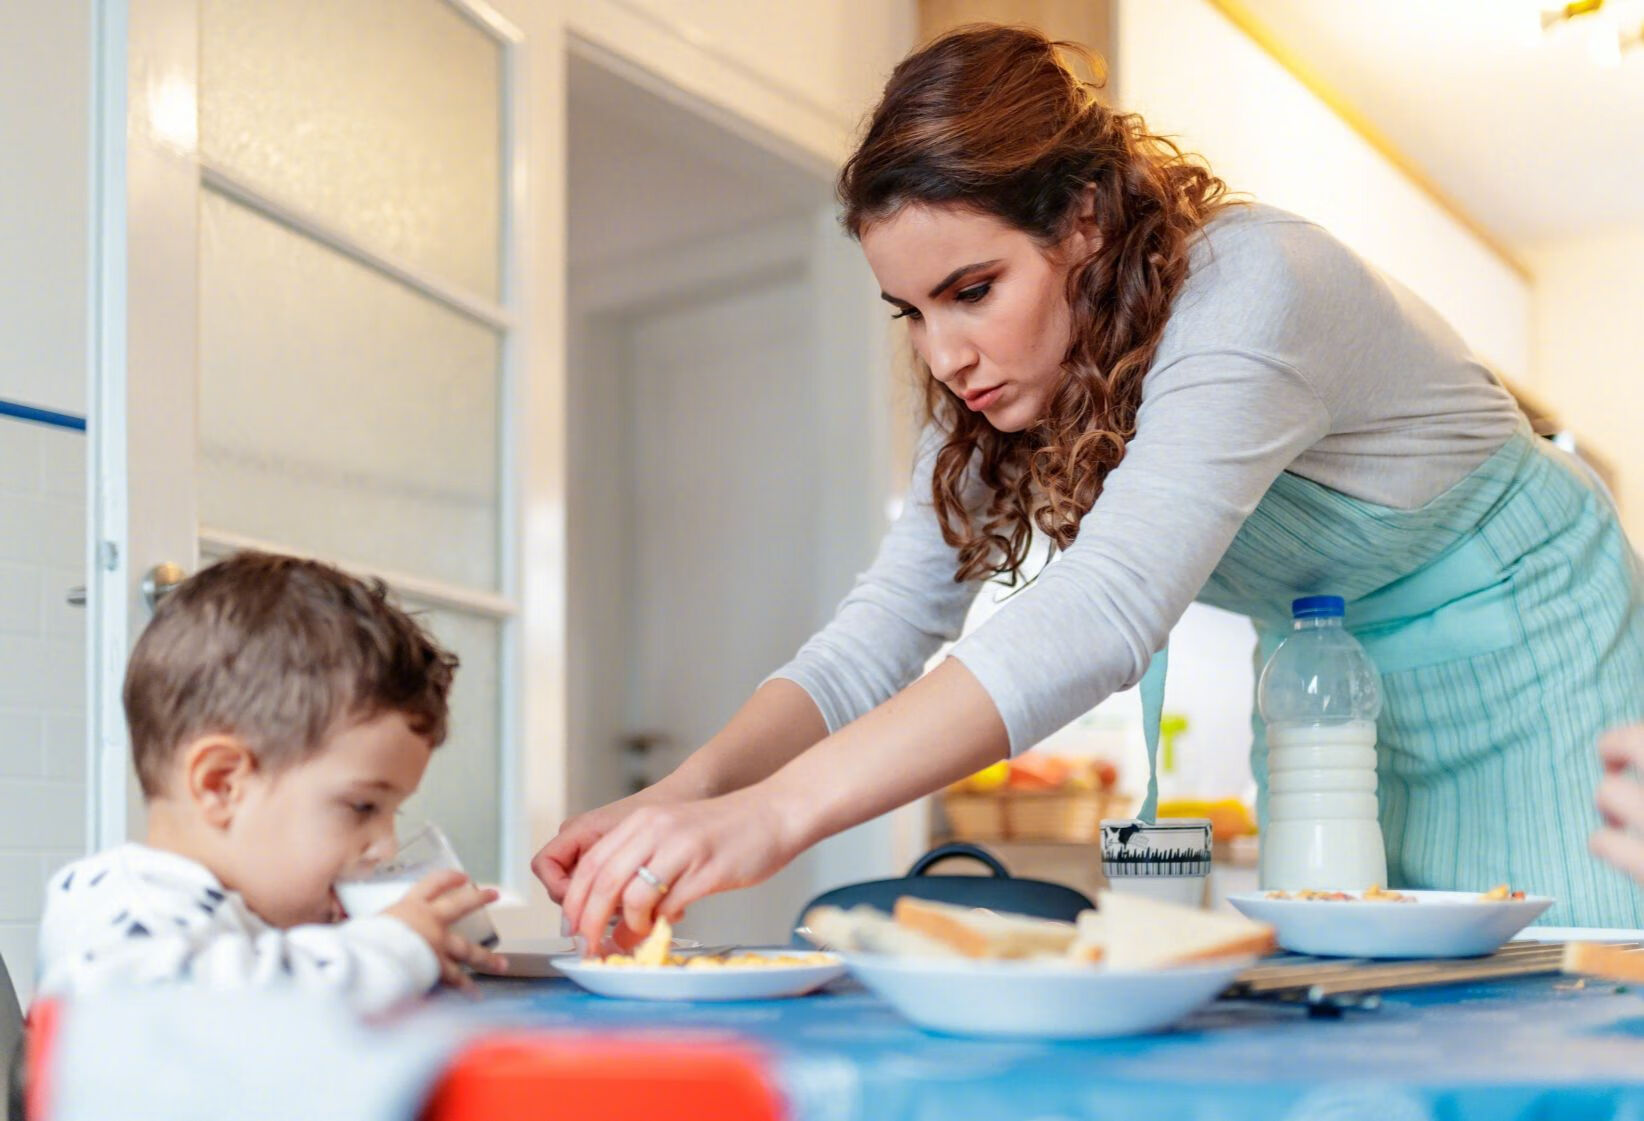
top-left (1156, 798), bottom-right (1256, 841)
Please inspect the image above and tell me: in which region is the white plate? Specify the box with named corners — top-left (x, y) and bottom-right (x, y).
top-left (474, 937), bottom-right (701, 979)
top-left (553, 949), bottom-right (845, 1001)
top-left (1227, 890), bottom-right (1554, 958)
top-left (843, 954), bottom-right (1250, 1039)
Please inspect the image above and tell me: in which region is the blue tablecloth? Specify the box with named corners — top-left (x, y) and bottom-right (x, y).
top-left (472, 973), bottom-right (1644, 1121)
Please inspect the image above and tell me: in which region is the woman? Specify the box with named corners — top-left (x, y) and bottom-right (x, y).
top-left (537, 25), bottom-right (1644, 943)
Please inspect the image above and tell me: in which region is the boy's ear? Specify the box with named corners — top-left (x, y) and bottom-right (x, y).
top-left (182, 735), bottom-right (259, 828)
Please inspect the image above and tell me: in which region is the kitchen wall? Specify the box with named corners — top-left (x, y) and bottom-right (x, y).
top-left (1114, 0), bottom-right (1532, 379)
top-left (1528, 228), bottom-right (1644, 542)
top-left (0, 1), bottom-right (92, 1002)
top-left (0, 422), bottom-right (87, 1005)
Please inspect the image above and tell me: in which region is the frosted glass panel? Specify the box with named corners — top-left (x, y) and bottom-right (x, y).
top-left (400, 609), bottom-right (501, 884)
top-left (199, 188), bottom-right (501, 589)
top-left (200, 0), bottom-right (502, 298)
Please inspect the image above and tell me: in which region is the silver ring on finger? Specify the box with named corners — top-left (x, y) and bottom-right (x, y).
top-left (633, 863), bottom-right (671, 896)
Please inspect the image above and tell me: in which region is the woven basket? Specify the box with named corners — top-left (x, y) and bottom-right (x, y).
top-left (940, 792), bottom-right (1009, 842)
top-left (1006, 790), bottom-right (1108, 842)
top-left (941, 789), bottom-right (1119, 842)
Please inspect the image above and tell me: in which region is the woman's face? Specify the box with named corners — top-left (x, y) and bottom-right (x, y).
top-left (860, 203), bottom-right (1091, 433)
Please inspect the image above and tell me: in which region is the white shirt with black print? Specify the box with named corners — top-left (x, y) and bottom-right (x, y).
top-left (34, 844), bottom-right (438, 1015)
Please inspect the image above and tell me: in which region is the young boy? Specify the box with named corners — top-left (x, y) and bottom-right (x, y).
top-left (34, 551), bottom-right (505, 1014)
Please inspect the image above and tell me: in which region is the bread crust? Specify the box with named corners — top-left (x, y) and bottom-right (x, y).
top-left (892, 898), bottom-right (1076, 958)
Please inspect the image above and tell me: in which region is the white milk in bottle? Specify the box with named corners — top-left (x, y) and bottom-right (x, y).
top-left (1257, 596), bottom-right (1387, 891)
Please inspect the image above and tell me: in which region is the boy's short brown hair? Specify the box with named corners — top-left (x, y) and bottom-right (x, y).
top-left (124, 551), bottom-right (459, 797)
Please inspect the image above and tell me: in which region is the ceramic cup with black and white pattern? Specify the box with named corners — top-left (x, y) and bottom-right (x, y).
top-left (1099, 818), bottom-right (1213, 908)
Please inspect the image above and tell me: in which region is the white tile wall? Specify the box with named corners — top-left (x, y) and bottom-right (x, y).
top-left (0, 416), bottom-right (87, 1004)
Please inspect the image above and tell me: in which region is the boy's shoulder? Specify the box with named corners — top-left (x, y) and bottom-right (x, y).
top-left (42, 844), bottom-right (242, 936)
top-left (48, 843), bottom-right (217, 894)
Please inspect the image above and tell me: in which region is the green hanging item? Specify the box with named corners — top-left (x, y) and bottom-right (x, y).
top-left (1158, 713), bottom-right (1189, 774)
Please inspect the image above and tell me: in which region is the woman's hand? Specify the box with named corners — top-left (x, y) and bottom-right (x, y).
top-left (547, 661), bottom-right (1003, 950)
top-left (532, 789), bottom-right (672, 905)
top-left (1591, 725), bottom-right (1644, 883)
top-left (558, 785), bottom-right (807, 950)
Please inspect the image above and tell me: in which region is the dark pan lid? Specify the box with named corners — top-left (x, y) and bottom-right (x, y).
top-left (791, 842), bottom-right (1093, 944)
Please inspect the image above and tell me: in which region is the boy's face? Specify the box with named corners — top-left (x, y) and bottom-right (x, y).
top-left (227, 711), bottom-right (433, 927)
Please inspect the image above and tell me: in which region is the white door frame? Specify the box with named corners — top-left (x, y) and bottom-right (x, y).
top-left (89, 0), bottom-right (201, 851)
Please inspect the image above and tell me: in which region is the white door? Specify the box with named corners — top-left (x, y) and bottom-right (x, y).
top-left (91, 0), bottom-right (566, 933)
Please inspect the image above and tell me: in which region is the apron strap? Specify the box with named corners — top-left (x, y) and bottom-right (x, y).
top-left (1138, 643), bottom-right (1169, 823)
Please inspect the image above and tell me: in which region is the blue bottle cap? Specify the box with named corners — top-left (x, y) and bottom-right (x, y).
top-left (1291, 594), bottom-right (1345, 619)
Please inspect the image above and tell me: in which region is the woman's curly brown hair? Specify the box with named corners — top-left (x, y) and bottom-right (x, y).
top-left (838, 24), bottom-right (1233, 584)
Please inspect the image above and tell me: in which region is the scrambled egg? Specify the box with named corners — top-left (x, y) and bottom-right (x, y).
top-left (1362, 885), bottom-right (1414, 903)
top-left (1265, 883), bottom-right (1525, 902)
top-left (599, 951), bottom-right (837, 969)
top-left (598, 915), bottom-right (835, 969)
top-left (1264, 889), bottom-right (1357, 901)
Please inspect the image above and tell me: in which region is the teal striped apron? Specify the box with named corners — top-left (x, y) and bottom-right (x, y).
top-left (1140, 424), bottom-right (1644, 927)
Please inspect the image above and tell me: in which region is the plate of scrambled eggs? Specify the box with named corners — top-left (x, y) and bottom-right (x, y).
top-left (553, 917), bottom-right (845, 1001)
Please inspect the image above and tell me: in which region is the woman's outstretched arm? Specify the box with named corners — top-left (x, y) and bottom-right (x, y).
top-left (531, 679), bottom-right (829, 903)
top-left (556, 656), bottom-right (1007, 946)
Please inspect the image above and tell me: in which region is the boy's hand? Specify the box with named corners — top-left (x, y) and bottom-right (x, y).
top-left (383, 869), bottom-right (507, 989)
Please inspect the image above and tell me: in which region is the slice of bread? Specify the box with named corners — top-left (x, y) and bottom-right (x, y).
top-left (1562, 941), bottom-right (1644, 983)
top-left (799, 904), bottom-right (865, 952)
top-left (1096, 889), bottom-right (1275, 970)
top-left (892, 897), bottom-right (1077, 959)
top-left (801, 904), bottom-right (963, 957)
top-left (1068, 909), bottom-right (1106, 963)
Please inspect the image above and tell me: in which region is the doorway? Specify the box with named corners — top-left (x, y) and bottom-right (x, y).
top-left (565, 46), bottom-right (901, 945)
